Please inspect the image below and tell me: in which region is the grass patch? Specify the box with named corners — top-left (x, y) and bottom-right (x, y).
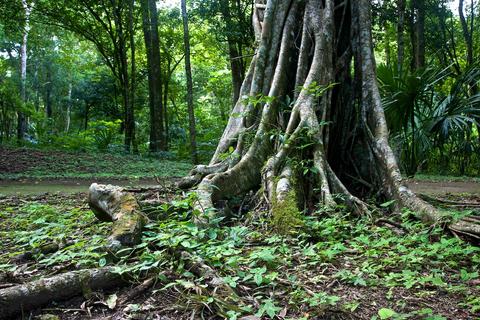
top-left (0, 146), bottom-right (192, 180)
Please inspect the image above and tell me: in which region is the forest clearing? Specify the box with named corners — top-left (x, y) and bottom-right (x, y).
top-left (1, 0), bottom-right (480, 319)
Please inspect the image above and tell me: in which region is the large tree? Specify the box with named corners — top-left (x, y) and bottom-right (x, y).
top-left (181, 0), bottom-right (479, 237)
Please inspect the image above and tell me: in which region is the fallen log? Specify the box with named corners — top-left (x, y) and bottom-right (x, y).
top-left (0, 267), bottom-right (126, 319)
top-left (88, 183), bottom-right (148, 251)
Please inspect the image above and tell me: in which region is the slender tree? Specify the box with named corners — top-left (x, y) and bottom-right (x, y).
top-left (396, 0), bottom-right (406, 72)
top-left (413, 0), bottom-right (426, 69)
top-left (459, 0), bottom-right (475, 67)
top-left (17, 0), bottom-right (32, 141)
top-left (127, 0), bottom-right (138, 153)
top-left (181, 0), bottom-right (198, 164)
top-left (219, 1), bottom-right (246, 105)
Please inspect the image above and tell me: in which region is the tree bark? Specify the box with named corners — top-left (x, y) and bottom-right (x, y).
top-left (459, 0), bottom-right (474, 67)
top-left (181, 0), bottom-right (198, 164)
top-left (66, 82), bottom-right (72, 132)
top-left (45, 64), bottom-right (53, 119)
top-left (112, 0), bottom-right (135, 153)
top-left (128, 0), bottom-right (138, 154)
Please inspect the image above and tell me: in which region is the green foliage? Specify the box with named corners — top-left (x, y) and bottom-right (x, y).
top-left (300, 81), bottom-right (338, 98)
top-left (0, 203), bottom-right (109, 272)
top-left (1, 194), bottom-right (479, 319)
top-left (109, 202), bottom-right (478, 318)
top-left (378, 63), bottom-right (480, 176)
top-left (85, 119), bottom-right (122, 151)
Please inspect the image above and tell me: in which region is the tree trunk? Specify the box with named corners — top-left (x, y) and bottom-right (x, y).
top-left (458, 0), bottom-right (479, 152)
top-left (128, 0), bottom-right (138, 154)
top-left (113, 0), bottom-right (135, 153)
top-left (17, 0), bottom-right (31, 142)
top-left (84, 103), bottom-right (90, 131)
top-left (181, 0), bottom-right (198, 164)
top-left (179, 0), bottom-right (480, 238)
top-left (413, 0), bottom-right (425, 69)
top-left (45, 65), bottom-right (53, 119)
top-left (396, 0), bottom-right (406, 73)
top-left (66, 82), bottom-right (72, 132)
top-left (459, 0), bottom-right (474, 67)
top-left (164, 60), bottom-right (170, 150)
top-left (220, 0), bottom-right (245, 106)
top-left (383, 21), bottom-right (391, 67)
top-left (141, 0), bottom-right (165, 153)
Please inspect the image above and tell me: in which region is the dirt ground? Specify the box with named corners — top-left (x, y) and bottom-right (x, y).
top-left (407, 180), bottom-right (480, 195)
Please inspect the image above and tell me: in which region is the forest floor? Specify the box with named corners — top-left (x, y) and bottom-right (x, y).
top-left (1, 147), bottom-right (480, 320)
top-left (0, 145), bottom-right (192, 180)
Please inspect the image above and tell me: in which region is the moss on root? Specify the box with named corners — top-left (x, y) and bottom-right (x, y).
top-left (271, 190), bottom-right (304, 235)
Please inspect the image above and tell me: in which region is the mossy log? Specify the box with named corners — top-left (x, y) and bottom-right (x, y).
top-left (88, 183), bottom-right (148, 251)
top-left (0, 267), bottom-right (125, 319)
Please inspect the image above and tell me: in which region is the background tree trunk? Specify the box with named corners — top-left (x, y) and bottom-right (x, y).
top-left (66, 82), bottom-right (72, 132)
top-left (459, 0), bottom-right (474, 67)
top-left (220, 0), bottom-right (245, 106)
top-left (17, 0), bottom-right (31, 142)
top-left (45, 65), bottom-right (53, 119)
top-left (128, 0), bottom-right (138, 153)
top-left (396, 0), bottom-right (406, 73)
top-left (181, 0), bottom-right (198, 164)
top-left (141, 0), bottom-right (166, 153)
top-left (414, 0), bottom-right (425, 69)
top-left (112, 0), bottom-right (135, 153)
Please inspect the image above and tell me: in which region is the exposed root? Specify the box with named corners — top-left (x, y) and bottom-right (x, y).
top-left (117, 277), bottom-right (156, 306)
top-left (88, 183), bottom-right (148, 251)
top-left (450, 216), bottom-right (480, 240)
top-left (180, 251), bottom-right (235, 298)
top-left (326, 164), bottom-right (370, 216)
top-left (179, 163), bottom-right (228, 190)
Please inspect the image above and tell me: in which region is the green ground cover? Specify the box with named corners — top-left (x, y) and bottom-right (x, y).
top-left (1, 194), bottom-right (479, 319)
